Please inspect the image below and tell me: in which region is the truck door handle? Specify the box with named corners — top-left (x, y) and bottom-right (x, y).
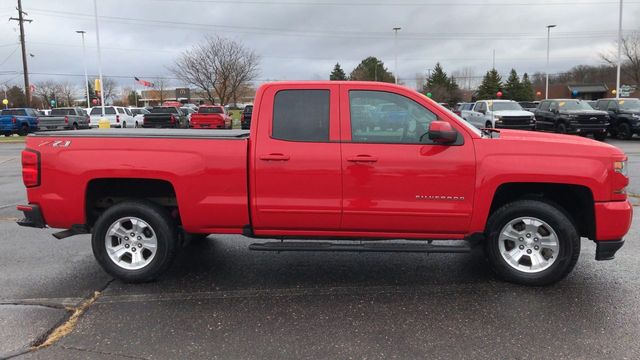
top-left (347, 155), bottom-right (378, 163)
top-left (260, 153), bottom-right (290, 161)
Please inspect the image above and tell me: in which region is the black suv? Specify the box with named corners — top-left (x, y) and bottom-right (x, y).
top-left (595, 98), bottom-right (640, 139)
top-left (534, 99), bottom-right (609, 140)
top-left (241, 105), bottom-right (253, 130)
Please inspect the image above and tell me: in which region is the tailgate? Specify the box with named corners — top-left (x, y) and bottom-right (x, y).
top-left (38, 117), bottom-right (65, 128)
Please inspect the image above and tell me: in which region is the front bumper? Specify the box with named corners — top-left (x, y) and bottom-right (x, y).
top-left (495, 124), bottom-right (536, 130)
top-left (567, 123), bottom-right (608, 134)
top-left (16, 204), bottom-right (45, 228)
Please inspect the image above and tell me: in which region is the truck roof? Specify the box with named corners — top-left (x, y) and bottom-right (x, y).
top-left (31, 128), bottom-right (249, 139)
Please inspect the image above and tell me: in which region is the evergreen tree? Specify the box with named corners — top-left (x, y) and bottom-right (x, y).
top-left (421, 63), bottom-right (462, 105)
top-left (6, 85), bottom-right (26, 107)
top-left (520, 73), bottom-right (535, 101)
top-left (503, 69), bottom-right (521, 100)
top-left (329, 63), bottom-right (347, 80)
top-left (349, 57), bottom-right (394, 83)
top-left (476, 69), bottom-right (503, 100)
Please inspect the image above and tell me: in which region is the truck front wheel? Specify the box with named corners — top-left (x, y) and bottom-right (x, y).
top-left (91, 200), bottom-right (178, 283)
top-left (485, 200), bottom-right (580, 286)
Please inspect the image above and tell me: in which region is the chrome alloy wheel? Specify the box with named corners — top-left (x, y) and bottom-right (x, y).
top-left (104, 217), bottom-right (158, 270)
top-left (498, 217), bottom-right (559, 273)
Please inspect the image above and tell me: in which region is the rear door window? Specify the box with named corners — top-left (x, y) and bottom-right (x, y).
top-left (272, 90), bottom-right (330, 142)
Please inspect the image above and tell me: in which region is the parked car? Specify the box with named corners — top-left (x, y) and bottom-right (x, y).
top-left (466, 100), bottom-right (536, 130)
top-left (454, 102), bottom-right (475, 118)
top-left (17, 81), bottom-right (631, 286)
top-left (594, 98), bottom-right (640, 139)
top-left (129, 107), bottom-right (150, 118)
top-left (180, 107), bottom-right (197, 124)
top-left (0, 108), bottom-right (39, 136)
top-left (189, 105), bottom-right (231, 129)
top-left (38, 107), bottom-right (90, 130)
top-left (142, 106), bottom-right (188, 128)
top-left (519, 101), bottom-right (540, 112)
top-left (89, 106), bottom-right (136, 128)
top-left (241, 105), bottom-right (253, 129)
top-left (533, 99), bottom-right (608, 140)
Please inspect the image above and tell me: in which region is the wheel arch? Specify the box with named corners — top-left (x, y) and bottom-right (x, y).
top-left (487, 182), bottom-right (595, 240)
top-left (85, 178), bottom-right (179, 228)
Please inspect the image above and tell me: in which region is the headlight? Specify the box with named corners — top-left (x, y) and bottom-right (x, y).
top-left (614, 159), bottom-right (628, 177)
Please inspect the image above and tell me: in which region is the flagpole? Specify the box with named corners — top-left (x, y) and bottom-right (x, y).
top-left (133, 78), bottom-right (138, 107)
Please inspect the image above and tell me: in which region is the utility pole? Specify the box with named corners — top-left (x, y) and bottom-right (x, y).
top-left (76, 31), bottom-right (90, 108)
top-left (615, 0), bottom-right (623, 99)
top-left (93, 0), bottom-right (105, 116)
top-left (9, 0), bottom-right (33, 107)
top-left (545, 24), bottom-right (557, 100)
top-left (393, 27), bottom-right (401, 84)
top-left (492, 49), bottom-right (496, 70)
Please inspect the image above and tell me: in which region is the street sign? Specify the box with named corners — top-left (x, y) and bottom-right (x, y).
top-left (620, 85), bottom-right (637, 97)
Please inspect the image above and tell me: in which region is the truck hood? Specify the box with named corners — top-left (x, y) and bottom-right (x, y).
top-left (495, 129), bottom-right (624, 156)
top-left (491, 110), bottom-right (534, 117)
top-left (561, 110), bottom-right (608, 116)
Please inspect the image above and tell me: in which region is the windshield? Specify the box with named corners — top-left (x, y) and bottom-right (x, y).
top-left (618, 99), bottom-right (640, 110)
top-left (150, 107), bottom-right (178, 114)
top-left (559, 101), bottom-right (593, 111)
top-left (198, 107), bottom-right (223, 114)
top-left (489, 102), bottom-right (523, 111)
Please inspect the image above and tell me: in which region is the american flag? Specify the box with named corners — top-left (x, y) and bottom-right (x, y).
top-left (134, 77), bottom-right (154, 87)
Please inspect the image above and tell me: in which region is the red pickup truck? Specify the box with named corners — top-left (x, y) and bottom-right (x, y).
top-left (190, 105), bottom-right (232, 129)
top-left (17, 81), bottom-right (632, 286)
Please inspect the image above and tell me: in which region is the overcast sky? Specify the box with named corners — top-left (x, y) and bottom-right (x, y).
top-left (1, 0), bottom-right (639, 91)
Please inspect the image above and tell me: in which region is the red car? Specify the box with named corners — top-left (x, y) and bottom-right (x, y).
top-left (17, 81), bottom-right (632, 286)
top-left (190, 105), bottom-right (232, 129)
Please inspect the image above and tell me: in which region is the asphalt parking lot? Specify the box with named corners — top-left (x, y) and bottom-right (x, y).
top-left (1, 138), bottom-right (639, 359)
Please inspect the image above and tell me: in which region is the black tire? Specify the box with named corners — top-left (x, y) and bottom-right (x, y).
top-left (556, 122), bottom-right (567, 134)
top-left (122, 122), bottom-right (127, 129)
top-left (91, 200), bottom-right (178, 283)
top-left (594, 132), bottom-right (607, 141)
top-left (17, 124), bottom-right (29, 136)
top-left (617, 122), bottom-right (632, 140)
top-left (485, 121), bottom-right (493, 129)
top-left (72, 123), bottom-right (79, 130)
top-left (485, 199), bottom-right (580, 286)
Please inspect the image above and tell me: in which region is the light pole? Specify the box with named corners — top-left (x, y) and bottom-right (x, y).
top-left (393, 27), bottom-right (401, 84)
top-left (93, 0), bottom-right (105, 117)
top-left (616, 0), bottom-right (623, 99)
top-left (545, 24), bottom-right (556, 99)
top-left (76, 30), bottom-right (90, 108)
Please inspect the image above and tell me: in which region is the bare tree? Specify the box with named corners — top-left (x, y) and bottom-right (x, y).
top-left (170, 36), bottom-right (259, 105)
top-left (601, 31), bottom-right (640, 84)
top-left (57, 82), bottom-right (77, 107)
top-left (101, 77), bottom-right (118, 104)
top-left (33, 80), bottom-right (61, 108)
top-left (151, 78), bottom-right (170, 104)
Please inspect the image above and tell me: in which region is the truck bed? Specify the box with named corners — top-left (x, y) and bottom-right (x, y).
top-left (31, 128), bottom-right (250, 139)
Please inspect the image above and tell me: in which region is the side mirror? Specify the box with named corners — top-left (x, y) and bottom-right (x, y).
top-left (427, 121), bottom-right (458, 144)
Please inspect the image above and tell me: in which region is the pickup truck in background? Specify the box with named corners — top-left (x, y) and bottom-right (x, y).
top-left (1, 108), bottom-right (39, 136)
top-left (595, 98), bottom-right (640, 140)
top-left (38, 107), bottom-right (91, 130)
top-left (534, 99), bottom-right (609, 140)
top-left (143, 106), bottom-right (188, 128)
top-left (17, 81), bottom-right (632, 286)
top-left (190, 105), bottom-right (232, 129)
top-left (466, 100), bottom-right (536, 130)
top-left (89, 106), bottom-right (136, 128)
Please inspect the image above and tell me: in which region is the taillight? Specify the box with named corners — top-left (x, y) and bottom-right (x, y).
top-left (116, 115), bottom-right (120, 123)
top-left (64, 116), bottom-right (69, 124)
top-left (170, 114), bottom-right (176, 124)
top-left (12, 116), bottom-right (17, 124)
top-left (21, 149), bottom-right (40, 188)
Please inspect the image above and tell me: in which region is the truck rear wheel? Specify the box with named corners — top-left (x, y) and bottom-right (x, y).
top-left (91, 200), bottom-right (178, 283)
top-left (485, 199), bottom-right (580, 286)
top-left (617, 122), bottom-right (632, 140)
top-left (18, 124), bottom-right (29, 136)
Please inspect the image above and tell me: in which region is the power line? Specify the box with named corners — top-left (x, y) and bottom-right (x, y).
top-left (139, 0), bottom-right (640, 6)
top-left (0, 45), bottom-right (19, 67)
top-left (27, 8), bottom-right (634, 40)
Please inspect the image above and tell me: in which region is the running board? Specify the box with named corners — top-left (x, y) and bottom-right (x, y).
top-left (249, 241), bottom-right (471, 253)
